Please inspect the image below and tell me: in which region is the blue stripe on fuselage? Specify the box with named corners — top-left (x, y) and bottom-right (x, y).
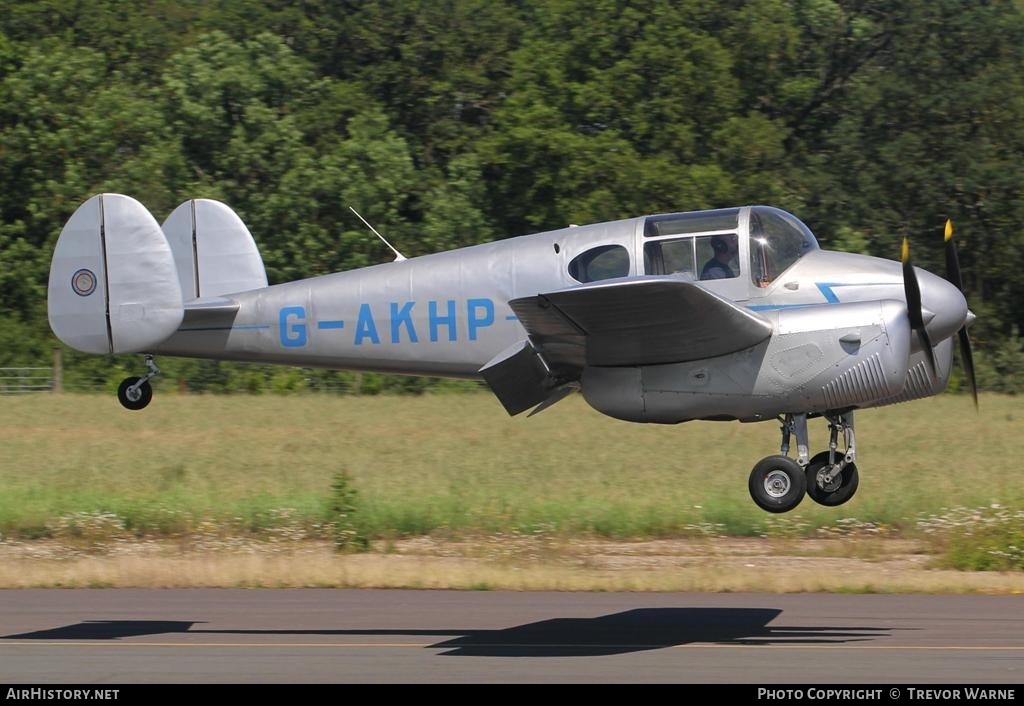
top-left (749, 281), bottom-right (897, 311)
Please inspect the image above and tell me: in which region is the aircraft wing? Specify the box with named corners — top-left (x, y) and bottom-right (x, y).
top-left (482, 277), bottom-right (773, 415)
top-left (510, 276), bottom-right (773, 368)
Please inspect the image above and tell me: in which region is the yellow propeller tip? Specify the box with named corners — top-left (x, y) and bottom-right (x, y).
top-left (944, 219), bottom-right (953, 242)
top-left (901, 237), bottom-right (910, 263)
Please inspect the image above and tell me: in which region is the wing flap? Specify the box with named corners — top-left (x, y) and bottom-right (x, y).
top-left (479, 339), bottom-right (556, 415)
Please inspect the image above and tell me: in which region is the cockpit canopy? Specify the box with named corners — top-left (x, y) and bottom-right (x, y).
top-left (638, 205), bottom-right (818, 288)
top-left (564, 205), bottom-right (819, 293)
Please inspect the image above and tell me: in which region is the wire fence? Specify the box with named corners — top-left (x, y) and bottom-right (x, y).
top-left (0, 367), bottom-right (54, 395)
top-left (0, 367), bottom-right (490, 395)
top-left (0, 359), bottom-right (492, 396)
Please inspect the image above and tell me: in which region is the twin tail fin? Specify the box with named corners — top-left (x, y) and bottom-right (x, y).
top-left (47, 194), bottom-right (266, 354)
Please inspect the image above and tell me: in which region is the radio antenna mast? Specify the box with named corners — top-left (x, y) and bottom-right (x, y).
top-left (349, 207), bottom-right (406, 262)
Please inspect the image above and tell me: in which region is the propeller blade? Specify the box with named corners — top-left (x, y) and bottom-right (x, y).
top-left (942, 219), bottom-right (979, 409)
top-left (915, 328), bottom-right (937, 376)
top-left (958, 326), bottom-right (979, 409)
top-left (944, 219), bottom-right (964, 291)
top-left (902, 238), bottom-right (937, 376)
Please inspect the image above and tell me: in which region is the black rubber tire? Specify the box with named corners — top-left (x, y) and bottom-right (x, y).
top-left (117, 376), bottom-right (152, 410)
top-left (805, 451), bottom-right (859, 507)
top-left (748, 455), bottom-right (806, 513)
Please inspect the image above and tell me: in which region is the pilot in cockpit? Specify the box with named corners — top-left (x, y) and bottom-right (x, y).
top-left (700, 234), bottom-right (738, 280)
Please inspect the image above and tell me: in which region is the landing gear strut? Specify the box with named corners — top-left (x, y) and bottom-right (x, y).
top-left (117, 355), bottom-right (160, 410)
top-left (747, 412), bottom-right (859, 512)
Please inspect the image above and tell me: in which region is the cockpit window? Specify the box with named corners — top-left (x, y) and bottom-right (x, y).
top-left (644, 208), bottom-right (740, 237)
top-left (644, 237), bottom-right (695, 277)
top-left (697, 234), bottom-right (739, 280)
top-left (748, 207), bottom-right (819, 287)
top-left (645, 234), bottom-right (740, 280)
top-left (568, 244), bottom-right (630, 283)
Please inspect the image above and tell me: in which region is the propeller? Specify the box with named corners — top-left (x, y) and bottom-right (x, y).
top-left (942, 219), bottom-right (979, 408)
top-left (901, 237), bottom-right (937, 377)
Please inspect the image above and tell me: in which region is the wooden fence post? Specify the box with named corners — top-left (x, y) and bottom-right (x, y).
top-left (52, 348), bottom-right (63, 393)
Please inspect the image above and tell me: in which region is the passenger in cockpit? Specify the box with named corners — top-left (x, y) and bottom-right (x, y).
top-left (701, 234), bottom-right (738, 280)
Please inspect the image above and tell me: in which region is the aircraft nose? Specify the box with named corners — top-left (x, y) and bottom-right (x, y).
top-left (917, 267), bottom-right (968, 342)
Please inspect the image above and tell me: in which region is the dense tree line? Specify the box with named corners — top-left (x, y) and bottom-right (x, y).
top-left (1, 0), bottom-right (1022, 392)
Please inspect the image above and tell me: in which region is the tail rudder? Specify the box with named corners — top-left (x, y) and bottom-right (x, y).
top-left (162, 199), bottom-right (267, 300)
top-left (48, 194), bottom-right (184, 354)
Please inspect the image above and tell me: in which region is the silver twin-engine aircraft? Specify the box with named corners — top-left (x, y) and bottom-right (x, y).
top-left (48, 195), bottom-right (976, 513)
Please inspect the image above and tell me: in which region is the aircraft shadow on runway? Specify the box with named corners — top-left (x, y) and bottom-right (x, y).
top-left (2, 608), bottom-right (893, 657)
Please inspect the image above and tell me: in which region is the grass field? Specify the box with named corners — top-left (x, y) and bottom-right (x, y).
top-left (0, 391), bottom-right (1020, 550)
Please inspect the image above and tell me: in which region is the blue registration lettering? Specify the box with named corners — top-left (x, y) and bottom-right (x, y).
top-left (466, 298), bottom-right (494, 341)
top-left (429, 300), bottom-right (458, 342)
top-left (354, 303), bottom-right (381, 345)
top-left (279, 306), bottom-right (307, 347)
top-left (390, 301), bottom-right (418, 343)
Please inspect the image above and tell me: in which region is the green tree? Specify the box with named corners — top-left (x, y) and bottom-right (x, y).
top-left (0, 40), bottom-right (183, 321)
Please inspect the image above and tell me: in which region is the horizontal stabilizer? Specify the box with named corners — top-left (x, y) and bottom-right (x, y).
top-left (181, 296), bottom-right (240, 329)
top-left (48, 194), bottom-right (183, 354)
top-left (163, 199), bottom-right (267, 299)
top-left (510, 277), bottom-right (773, 369)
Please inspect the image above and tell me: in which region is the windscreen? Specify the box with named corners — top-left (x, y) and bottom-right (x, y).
top-left (748, 207), bottom-right (819, 286)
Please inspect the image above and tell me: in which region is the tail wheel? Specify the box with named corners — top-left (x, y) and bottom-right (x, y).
top-left (117, 376), bottom-right (152, 410)
top-left (805, 452), bottom-right (859, 507)
top-left (748, 455), bottom-right (806, 513)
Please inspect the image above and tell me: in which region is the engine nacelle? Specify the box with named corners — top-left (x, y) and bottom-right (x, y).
top-left (581, 300), bottom-right (912, 423)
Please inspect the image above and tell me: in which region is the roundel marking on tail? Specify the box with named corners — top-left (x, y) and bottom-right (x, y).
top-left (71, 268), bottom-right (98, 297)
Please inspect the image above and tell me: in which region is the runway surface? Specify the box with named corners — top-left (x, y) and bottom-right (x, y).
top-left (0, 590), bottom-right (1021, 683)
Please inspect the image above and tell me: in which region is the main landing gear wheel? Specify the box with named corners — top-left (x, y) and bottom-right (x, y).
top-left (805, 452), bottom-right (859, 507)
top-left (748, 455), bottom-right (806, 513)
top-left (117, 376), bottom-right (152, 410)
